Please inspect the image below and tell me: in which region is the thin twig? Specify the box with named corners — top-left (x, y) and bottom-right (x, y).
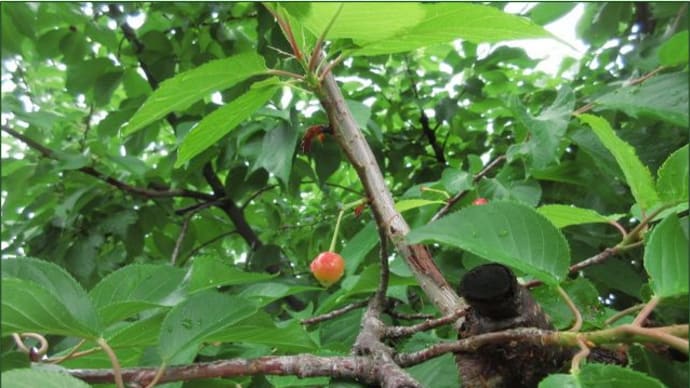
top-left (12, 332), bottom-right (49, 357)
top-left (97, 338), bottom-right (124, 388)
top-left (301, 300), bottom-right (369, 325)
top-left (171, 215), bottom-right (192, 265)
top-left (632, 295), bottom-right (660, 326)
top-left (430, 155), bottom-right (506, 222)
top-left (266, 68), bottom-right (305, 81)
top-left (308, 3), bottom-right (344, 73)
top-left (558, 286), bottom-right (583, 332)
top-left (175, 199), bottom-right (225, 216)
top-left (145, 365), bottom-right (166, 388)
top-left (47, 339), bottom-right (87, 364)
top-left (2, 126), bottom-right (215, 202)
top-left (242, 184), bottom-right (280, 210)
top-left (573, 66), bottom-right (666, 115)
top-left (605, 304), bottom-right (644, 325)
top-left (318, 53), bottom-right (346, 82)
top-left (181, 231), bottom-right (238, 265)
top-left (264, 4), bottom-right (303, 62)
top-left (570, 335), bottom-right (590, 373)
top-left (385, 309), bottom-right (467, 340)
top-left (385, 310), bottom-right (434, 321)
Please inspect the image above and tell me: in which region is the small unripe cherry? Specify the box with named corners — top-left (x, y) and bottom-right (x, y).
top-left (472, 197), bottom-right (489, 206)
top-left (310, 251), bottom-right (345, 287)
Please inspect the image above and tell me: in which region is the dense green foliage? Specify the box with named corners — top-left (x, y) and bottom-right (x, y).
top-left (1, 3), bottom-right (688, 387)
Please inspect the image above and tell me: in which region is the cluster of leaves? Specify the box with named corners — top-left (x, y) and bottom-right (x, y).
top-left (1, 2), bottom-right (688, 387)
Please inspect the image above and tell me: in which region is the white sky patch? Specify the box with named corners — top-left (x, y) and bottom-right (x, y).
top-left (502, 4), bottom-right (588, 77)
top-left (280, 86), bottom-right (293, 109)
top-left (211, 91), bottom-right (223, 105)
top-left (126, 13), bottom-right (146, 30)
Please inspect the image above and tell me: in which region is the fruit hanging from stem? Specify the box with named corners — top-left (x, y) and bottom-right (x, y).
top-left (310, 251), bottom-right (345, 287)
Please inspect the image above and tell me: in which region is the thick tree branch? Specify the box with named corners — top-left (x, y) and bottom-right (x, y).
top-left (71, 355), bottom-right (374, 386)
top-left (67, 324), bottom-right (687, 386)
top-left (314, 52), bottom-right (463, 316)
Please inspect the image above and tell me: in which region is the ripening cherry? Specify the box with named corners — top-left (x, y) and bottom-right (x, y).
top-left (310, 251), bottom-right (345, 287)
top-left (472, 197), bottom-right (489, 205)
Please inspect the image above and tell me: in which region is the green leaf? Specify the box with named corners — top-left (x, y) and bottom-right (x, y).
top-left (593, 72), bottom-right (689, 128)
top-left (341, 221), bottom-right (379, 276)
top-left (1, 369), bottom-right (91, 388)
top-left (284, 3), bottom-right (426, 43)
top-left (158, 290), bottom-right (258, 362)
top-left (252, 122), bottom-right (298, 185)
top-left (579, 363), bottom-right (665, 387)
top-left (356, 3), bottom-right (553, 56)
top-left (628, 344), bottom-right (690, 388)
top-left (185, 256), bottom-right (275, 294)
top-left (406, 353), bottom-right (459, 388)
top-left (441, 168), bottom-right (472, 193)
top-left (508, 87), bottom-right (575, 169)
top-left (407, 201), bottom-right (570, 285)
top-left (540, 364), bottom-right (667, 387)
top-left (656, 144), bottom-right (688, 205)
top-left (480, 177), bottom-right (542, 207)
top-left (1, 278), bottom-right (98, 338)
top-left (89, 264), bottom-right (186, 325)
top-left (395, 199), bottom-right (445, 213)
top-left (288, 3), bottom-right (551, 56)
top-left (2, 257), bottom-right (101, 336)
top-left (537, 204), bottom-right (623, 229)
top-left (124, 52), bottom-right (268, 135)
top-left (578, 114), bottom-right (660, 210)
top-left (175, 78), bottom-right (280, 167)
top-left (528, 3), bottom-right (578, 25)
top-left (106, 313), bottom-right (165, 348)
top-left (238, 282), bottom-right (321, 307)
top-left (644, 214), bottom-right (688, 299)
top-left (538, 373), bottom-right (578, 388)
top-left (211, 312), bottom-right (317, 352)
top-left (532, 278), bottom-right (607, 330)
top-left (659, 31), bottom-right (689, 67)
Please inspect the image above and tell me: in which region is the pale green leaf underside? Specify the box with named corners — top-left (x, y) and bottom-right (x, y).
top-left (124, 52), bottom-right (267, 135)
top-left (644, 214), bottom-right (689, 299)
top-left (175, 78), bottom-right (280, 167)
top-left (289, 3), bottom-right (552, 56)
top-left (539, 363), bottom-right (665, 387)
top-left (538, 204), bottom-right (623, 229)
top-left (594, 72), bottom-right (689, 128)
top-left (656, 144), bottom-right (689, 205)
top-left (395, 199), bottom-right (445, 213)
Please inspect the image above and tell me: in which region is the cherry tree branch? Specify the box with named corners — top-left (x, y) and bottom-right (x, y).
top-left (313, 51), bottom-right (463, 316)
top-left (67, 324), bottom-right (688, 385)
top-left (1, 126), bottom-right (214, 202)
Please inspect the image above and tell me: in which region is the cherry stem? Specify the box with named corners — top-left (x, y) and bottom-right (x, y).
top-left (329, 208), bottom-right (345, 252)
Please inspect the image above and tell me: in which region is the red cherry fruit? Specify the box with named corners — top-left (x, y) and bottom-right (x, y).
top-left (472, 197), bottom-right (489, 205)
top-left (310, 251), bottom-right (345, 287)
